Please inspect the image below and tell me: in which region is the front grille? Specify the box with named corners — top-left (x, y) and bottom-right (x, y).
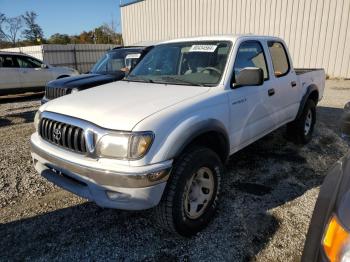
top-left (39, 118), bottom-right (87, 153)
top-left (45, 86), bottom-right (69, 100)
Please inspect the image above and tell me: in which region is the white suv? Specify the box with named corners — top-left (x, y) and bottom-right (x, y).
top-left (31, 35), bottom-right (325, 236)
top-left (0, 52), bottom-right (79, 95)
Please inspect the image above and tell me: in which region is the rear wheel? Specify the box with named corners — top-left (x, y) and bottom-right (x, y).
top-left (287, 99), bottom-right (316, 144)
top-left (154, 146), bottom-right (223, 236)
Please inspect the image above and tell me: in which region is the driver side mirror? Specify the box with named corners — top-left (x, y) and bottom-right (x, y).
top-left (341, 102), bottom-right (350, 143)
top-left (41, 63), bottom-right (48, 69)
top-left (234, 67), bottom-right (264, 87)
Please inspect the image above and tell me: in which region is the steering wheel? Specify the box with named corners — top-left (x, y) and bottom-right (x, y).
top-left (198, 67), bottom-right (222, 75)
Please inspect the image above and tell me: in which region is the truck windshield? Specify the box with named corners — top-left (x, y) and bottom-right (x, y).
top-left (126, 41), bottom-right (232, 86)
top-left (91, 50), bottom-right (141, 74)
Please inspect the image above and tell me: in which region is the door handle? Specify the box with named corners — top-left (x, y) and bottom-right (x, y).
top-left (291, 81), bottom-right (297, 87)
top-left (268, 88), bottom-right (275, 96)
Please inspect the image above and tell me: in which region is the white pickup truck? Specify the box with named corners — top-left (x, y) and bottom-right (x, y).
top-left (31, 35), bottom-right (325, 236)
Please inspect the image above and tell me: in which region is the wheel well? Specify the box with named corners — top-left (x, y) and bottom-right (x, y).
top-left (57, 75), bottom-right (69, 79)
top-left (308, 90), bottom-right (319, 105)
top-left (183, 131), bottom-right (229, 163)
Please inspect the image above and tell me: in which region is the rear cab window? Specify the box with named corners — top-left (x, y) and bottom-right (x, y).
top-left (268, 41), bottom-right (290, 77)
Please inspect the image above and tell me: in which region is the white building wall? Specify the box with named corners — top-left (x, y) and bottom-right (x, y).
top-left (121, 0), bottom-right (350, 78)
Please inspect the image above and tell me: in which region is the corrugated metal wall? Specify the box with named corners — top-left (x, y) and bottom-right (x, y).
top-left (1, 45), bottom-right (44, 60)
top-left (41, 44), bottom-right (117, 73)
top-left (121, 0), bottom-right (350, 78)
top-left (1, 44), bottom-right (118, 73)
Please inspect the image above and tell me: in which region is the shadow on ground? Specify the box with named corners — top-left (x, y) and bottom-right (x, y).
top-left (317, 106), bottom-right (343, 132)
top-left (0, 110), bottom-right (36, 127)
top-left (0, 92), bottom-right (43, 104)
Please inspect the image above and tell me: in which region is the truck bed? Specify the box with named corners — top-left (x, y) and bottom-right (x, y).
top-left (295, 68), bottom-right (325, 102)
top-left (295, 68), bottom-right (324, 75)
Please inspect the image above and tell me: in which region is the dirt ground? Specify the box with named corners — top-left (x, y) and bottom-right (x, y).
top-left (0, 81), bottom-right (349, 261)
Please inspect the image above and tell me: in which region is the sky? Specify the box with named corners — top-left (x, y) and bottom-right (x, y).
top-left (0, 0), bottom-right (136, 38)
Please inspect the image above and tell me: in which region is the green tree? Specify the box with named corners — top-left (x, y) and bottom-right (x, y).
top-left (0, 13), bottom-right (23, 46)
top-left (78, 31), bottom-right (94, 44)
top-left (92, 24), bottom-right (122, 44)
top-left (48, 33), bottom-right (71, 44)
top-left (22, 11), bottom-right (44, 43)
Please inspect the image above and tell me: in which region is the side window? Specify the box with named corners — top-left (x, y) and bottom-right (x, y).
top-left (27, 57), bottom-right (42, 68)
top-left (1, 56), bottom-right (19, 68)
top-left (16, 56), bottom-right (41, 68)
top-left (0, 56), bottom-right (3, 67)
top-left (233, 41), bottom-right (269, 82)
top-left (268, 42), bottom-right (290, 77)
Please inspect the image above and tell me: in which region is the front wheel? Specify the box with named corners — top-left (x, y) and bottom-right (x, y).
top-left (154, 147), bottom-right (223, 236)
top-left (287, 99), bottom-right (316, 144)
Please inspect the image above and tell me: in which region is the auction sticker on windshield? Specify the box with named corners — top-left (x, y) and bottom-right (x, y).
top-left (125, 53), bottom-right (141, 59)
top-left (189, 45), bottom-right (217, 52)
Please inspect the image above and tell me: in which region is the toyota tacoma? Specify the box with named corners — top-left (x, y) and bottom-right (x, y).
top-left (31, 35), bottom-right (325, 236)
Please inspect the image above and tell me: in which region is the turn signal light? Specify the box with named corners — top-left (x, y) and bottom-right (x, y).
top-left (147, 170), bottom-right (169, 182)
top-left (323, 216), bottom-right (350, 262)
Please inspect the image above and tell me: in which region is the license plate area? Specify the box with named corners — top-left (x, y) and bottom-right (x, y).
top-left (47, 165), bottom-right (87, 187)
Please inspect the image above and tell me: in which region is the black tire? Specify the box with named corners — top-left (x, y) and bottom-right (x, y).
top-left (154, 146), bottom-right (223, 236)
top-left (287, 99), bottom-right (316, 144)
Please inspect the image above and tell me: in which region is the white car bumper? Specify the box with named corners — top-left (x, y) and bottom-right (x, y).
top-left (31, 133), bottom-right (172, 210)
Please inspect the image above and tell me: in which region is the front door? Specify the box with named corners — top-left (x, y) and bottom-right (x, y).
top-left (15, 55), bottom-right (53, 88)
top-left (228, 40), bottom-right (275, 152)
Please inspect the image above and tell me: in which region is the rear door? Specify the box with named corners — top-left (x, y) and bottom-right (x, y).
top-left (228, 40), bottom-right (275, 151)
top-left (267, 41), bottom-right (300, 124)
top-left (15, 55), bottom-right (53, 88)
top-left (0, 55), bottom-right (22, 93)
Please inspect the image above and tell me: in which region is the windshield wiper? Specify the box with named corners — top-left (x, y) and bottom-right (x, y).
top-left (124, 75), bottom-right (154, 83)
top-left (159, 76), bottom-right (205, 86)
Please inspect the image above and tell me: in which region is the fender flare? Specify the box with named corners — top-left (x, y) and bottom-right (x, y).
top-left (165, 119), bottom-right (230, 162)
top-left (296, 84), bottom-right (319, 120)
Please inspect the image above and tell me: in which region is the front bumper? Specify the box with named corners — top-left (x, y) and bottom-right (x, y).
top-left (31, 135), bottom-right (172, 210)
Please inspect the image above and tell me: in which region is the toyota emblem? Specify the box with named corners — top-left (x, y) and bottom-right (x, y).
top-left (53, 128), bottom-right (62, 140)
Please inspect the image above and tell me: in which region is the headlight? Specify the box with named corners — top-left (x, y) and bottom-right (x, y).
top-left (71, 88), bottom-right (79, 94)
top-left (97, 132), bottom-right (154, 159)
top-left (34, 110), bottom-right (41, 132)
top-left (323, 215), bottom-right (350, 262)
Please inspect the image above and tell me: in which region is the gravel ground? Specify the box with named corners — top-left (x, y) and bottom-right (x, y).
top-left (0, 81), bottom-right (349, 261)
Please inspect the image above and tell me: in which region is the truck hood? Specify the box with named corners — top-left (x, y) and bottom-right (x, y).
top-left (41, 81), bottom-right (210, 131)
top-left (47, 73), bottom-right (124, 90)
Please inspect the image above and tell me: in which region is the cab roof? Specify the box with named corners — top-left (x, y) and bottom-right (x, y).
top-left (0, 51), bottom-right (30, 56)
top-left (159, 34), bottom-right (284, 44)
